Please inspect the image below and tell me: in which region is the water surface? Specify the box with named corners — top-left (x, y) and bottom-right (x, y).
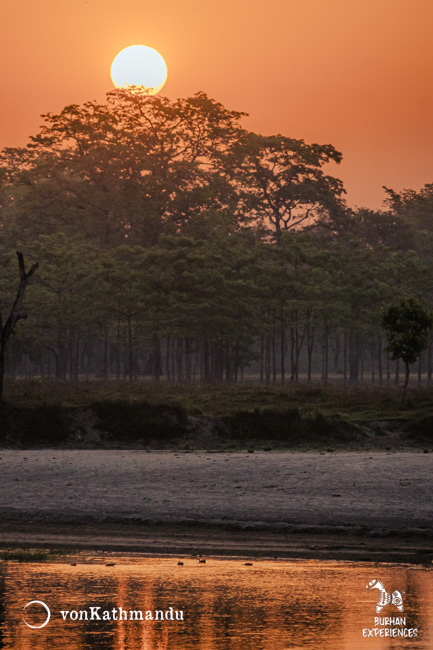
top-left (0, 556), bottom-right (431, 649)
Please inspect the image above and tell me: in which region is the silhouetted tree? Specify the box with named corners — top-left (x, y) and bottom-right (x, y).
top-left (381, 297), bottom-right (433, 403)
top-left (0, 90), bottom-right (246, 248)
top-left (229, 133), bottom-right (345, 242)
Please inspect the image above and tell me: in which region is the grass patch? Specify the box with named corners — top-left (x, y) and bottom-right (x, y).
top-left (0, 549), bottom-right (50, 562)
top-left (4, 378), bottom-right (432, 420)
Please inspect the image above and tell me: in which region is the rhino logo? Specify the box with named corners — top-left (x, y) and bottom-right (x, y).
top-left (366, 579), bottom-right (404, 613)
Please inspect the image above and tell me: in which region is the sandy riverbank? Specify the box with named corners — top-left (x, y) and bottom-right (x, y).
top-left (0, 450), bottom-right (432, 563)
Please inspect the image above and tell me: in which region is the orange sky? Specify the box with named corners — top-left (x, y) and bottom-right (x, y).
top-left (2, 0), bottom-right (433, 208)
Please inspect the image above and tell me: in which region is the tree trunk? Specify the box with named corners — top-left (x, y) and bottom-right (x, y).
top-left (280, 326), bottom-right (285, 386)
top-left (165, 336), bottom-right (171, 383)
top-left (260, 335), bottom-right (264, 384)
top-left (343, 331), bottom-right (347, 385)
top-left (272, 334), bottom-right (276, 384)
top-left (395, 358), bottom-right (400, 385)
top-left (203, 339), bottom-right (210, 383)
top-left (176, 337), bottom-right (183, 383)
top-left (0, 352), bottom-right (4, 397)
top-left (349, 329), bottom-right (359, 383)
top-left (0, 252), bottom-right (38, 396)
top-left (127, 314), bottom-right (133, 382)
top-left (153, 333), bottom-right (161, 384)
top-left (321, 325), bottom-right (329, 384)
top-left (377, 334), bottom-right (383, 384)
top-left (307, 322), bottom-right (314, 384)
top-left (290, 327), bottom-right (296, 382)
top-left (116, 319), bottom-right (121, 381)
top-left (402, 362), bottom-right (410, 404)
top-left (334, 335), bottom-right (340, 373)
top-left (265, 335), bottom-right (271, 385)
top-left (428, 342), bottom-right (432, 386)
top-left (103, 327), bottom-right (109, 380)
top-left (185, 338), bottom-right (192, 384)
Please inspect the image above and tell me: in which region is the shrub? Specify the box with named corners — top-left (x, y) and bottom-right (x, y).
top-left (17, 402), bottom-right (71, 446)
top-left (404, 416), bottom-right (433, 441)
top-left (222, 408), bottom-right (303, 442)
top-left (93, 400), bottom-right (188, 443)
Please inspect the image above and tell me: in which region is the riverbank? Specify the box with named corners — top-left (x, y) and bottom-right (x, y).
top-left (2, 381), bottom-right (433, 450)
top-left (1, 451), bottom-right (432, 564)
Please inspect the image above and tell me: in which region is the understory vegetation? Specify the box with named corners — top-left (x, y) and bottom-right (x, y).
top-left (1, 381), bottom-right (432, 449)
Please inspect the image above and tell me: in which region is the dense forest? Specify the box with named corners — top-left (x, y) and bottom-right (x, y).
top-left (1, 88), bottom-right (433, 386)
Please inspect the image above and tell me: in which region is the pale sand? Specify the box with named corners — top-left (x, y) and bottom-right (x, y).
top-left (0, 451), bottom-right (431, 561)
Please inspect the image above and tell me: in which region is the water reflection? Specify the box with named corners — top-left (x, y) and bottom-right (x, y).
top-left (0, 556), bottom-right (431, 649)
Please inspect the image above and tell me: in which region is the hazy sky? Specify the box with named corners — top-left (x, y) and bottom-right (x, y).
top-left (2, 0), bottom-right (433, 208)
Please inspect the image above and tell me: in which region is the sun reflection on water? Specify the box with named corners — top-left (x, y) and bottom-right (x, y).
top-left (0, 556), bottom-right (431, 649)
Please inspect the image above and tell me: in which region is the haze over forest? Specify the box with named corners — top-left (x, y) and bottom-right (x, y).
top-left (1, 89), bottom-right (433, 387)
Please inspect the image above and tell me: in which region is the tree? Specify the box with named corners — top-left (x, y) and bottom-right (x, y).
top-left (383, 183), bottom-right (433, 235)
top-left (0, 90), bottom-right (246, 248)
top-left (0, 252), bottom-right (38, 395)
top-left (381, 298), bottom-right (433, 402)
top-left (229, 133), bottom-right (345, 242)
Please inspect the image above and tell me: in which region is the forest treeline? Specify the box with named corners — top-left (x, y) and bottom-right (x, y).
top-left (1, 88), bottom-right (433, 385)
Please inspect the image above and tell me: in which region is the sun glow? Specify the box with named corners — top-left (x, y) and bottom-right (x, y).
top-left (110, 45), bottom-right (167, 94)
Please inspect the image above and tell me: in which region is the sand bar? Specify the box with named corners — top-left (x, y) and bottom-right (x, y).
top-left (0, 450), bottom-right (432, 563)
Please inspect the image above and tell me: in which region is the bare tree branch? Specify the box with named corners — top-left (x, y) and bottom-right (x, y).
top-left (0, 252), bottom-right (38, 396)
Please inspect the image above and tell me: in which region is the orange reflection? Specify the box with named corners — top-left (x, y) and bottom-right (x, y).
top-left (0, 556), bottom-right (431, 649)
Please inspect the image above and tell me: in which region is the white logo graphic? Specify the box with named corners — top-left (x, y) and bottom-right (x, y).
top-left (366, 579), bottom-right (404, 613)
top-left (23, 600), bottom-right (51, 629)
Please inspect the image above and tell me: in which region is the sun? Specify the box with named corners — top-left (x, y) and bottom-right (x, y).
top-left (110, 45), bottom-right (167, 94)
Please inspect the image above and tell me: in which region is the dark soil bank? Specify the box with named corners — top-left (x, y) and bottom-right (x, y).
top-left (0, 399), bottom-right (431, 450)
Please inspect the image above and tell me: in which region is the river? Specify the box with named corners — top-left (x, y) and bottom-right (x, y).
top-left (1, 555), bottom-right (431, 649)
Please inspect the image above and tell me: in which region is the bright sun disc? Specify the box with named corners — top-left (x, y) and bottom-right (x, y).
top-left (110, 45), bottom-right (167, 94)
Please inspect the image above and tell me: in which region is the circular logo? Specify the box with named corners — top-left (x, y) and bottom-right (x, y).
top-left (23, 600), bottom-right (51, 629)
